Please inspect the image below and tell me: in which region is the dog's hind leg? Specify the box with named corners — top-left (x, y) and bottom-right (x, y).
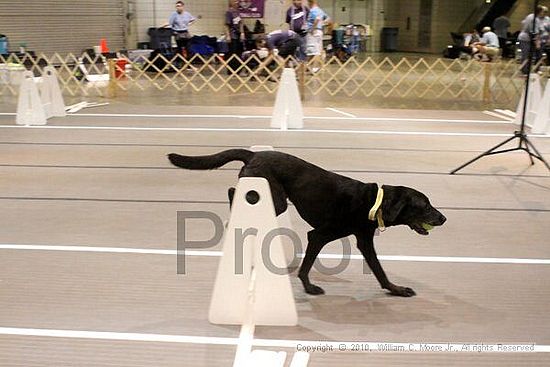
top-left (228, 187), bottom-right (236, 209)
top-left (239, 165), bottom-right (287, 216)
top-left (269, 181), bottom-right (288, 216)
top-left (298, 229), bottom-right (345, 295)
top-left (228, 181), bottom-right (286, 216)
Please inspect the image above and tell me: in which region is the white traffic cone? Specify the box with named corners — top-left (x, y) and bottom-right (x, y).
top-left (514, 73), bottom-right (542, 128)
top-left (40, 66), bottom-right (66, 118)
top-left (16, 71), bottom-right (47, 126)
top-left (531, 80), bottom-right (550, 134)
top-left (209, 177), bottom-right (297, 326)
top-left (271, 68), bottom-right (303, 130)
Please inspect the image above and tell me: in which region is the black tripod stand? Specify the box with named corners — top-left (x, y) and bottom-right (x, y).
top-left (451, 0), bottom-right (550, 175)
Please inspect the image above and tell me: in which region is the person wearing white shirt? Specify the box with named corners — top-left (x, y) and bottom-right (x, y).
top-left (517, 5), bottom-right (548, 74)
top-left (472, 27), bottom-right (500, 61)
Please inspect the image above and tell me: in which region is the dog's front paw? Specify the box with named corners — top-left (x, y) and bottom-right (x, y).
top-left (304, 284), bottom-right (325, 295)
top-left (388, 285), bottom-right (416, 297)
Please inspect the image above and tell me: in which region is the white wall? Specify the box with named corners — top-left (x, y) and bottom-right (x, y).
top-left (382, 0), bottom-right (479, 53)
top-left (135, 0), bottom-right (227, 45)
top-left (350, 0), bottom-right (369, 25)
top-left (430, 0), bottom-right (479, 53)
top-left (382, 0), bottom-right (416, 51)
top-left (134, 0), bottom-right (292, 46)
top-left (131, 0), bottom-right (486, 53)
top-left (133, 0), bottom-right (374, 46)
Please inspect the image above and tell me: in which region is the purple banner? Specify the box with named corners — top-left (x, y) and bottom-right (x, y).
top-left (239, 0), bottom-right (264, 18)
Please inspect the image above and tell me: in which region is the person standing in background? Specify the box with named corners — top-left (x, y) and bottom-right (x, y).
top-left (492, 14), bottom-right (510, 52)
top-left (541, 7), bottom-right (550, 66)
top-left (517, 5), bottom-right (548, 75)
top-left (225, 0), bottom-right (245, 74)
top-left (306, 0), bottom-right (331, 72)
top-left (168, 1), bottom-right (196, 55)
top-left (286, 0), bottom-right (309, 61)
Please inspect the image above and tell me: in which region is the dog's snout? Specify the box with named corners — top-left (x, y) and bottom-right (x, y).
top-left (439, 214), bottom-right (447, 225)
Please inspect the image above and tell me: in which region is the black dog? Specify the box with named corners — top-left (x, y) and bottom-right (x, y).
top-left (168, 149), bottom-right (446, 297)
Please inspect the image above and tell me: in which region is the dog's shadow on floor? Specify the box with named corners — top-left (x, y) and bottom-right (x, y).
top-left (301, 295), bottom-right (443, 327)
top-left (292, 277), bottom-right (502, 329)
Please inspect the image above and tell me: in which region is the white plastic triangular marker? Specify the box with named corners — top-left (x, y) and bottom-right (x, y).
top-left (271, 68), bottom-right (303, 129)
top-left (42, 66), bottom-right (66, 117)
top-left (16, 71), bottom-right (47, 126)
top-left (249, 145), bottom-right (275, 152)
top-left (39, 78), bottom-right (53, 119)
top-left (532, 81), bottom-right (550, 134)
top-left (515, 73), bottom-right (542, 128)
top-left (209, 177), bottom-right (297, 326)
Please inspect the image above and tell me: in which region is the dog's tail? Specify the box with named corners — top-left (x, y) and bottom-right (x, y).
top-left (167, 149), bottom-right (254, 170)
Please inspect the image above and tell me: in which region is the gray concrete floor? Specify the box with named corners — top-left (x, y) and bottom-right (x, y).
top-left (0, 105), bottom-right (549, 366)
top-left (3, 89), bottom-right (497, 111)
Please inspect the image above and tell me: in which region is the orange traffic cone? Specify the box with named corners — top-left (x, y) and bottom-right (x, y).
top-left (99, 38), bottom-right (109, 53)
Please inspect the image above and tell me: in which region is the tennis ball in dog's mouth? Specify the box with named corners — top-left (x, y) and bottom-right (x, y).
top-left (421, 223), bottom-right (434, 231)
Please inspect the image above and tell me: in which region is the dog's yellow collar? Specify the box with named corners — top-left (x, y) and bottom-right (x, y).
top-left (368, 186), bottom-right (385, 231)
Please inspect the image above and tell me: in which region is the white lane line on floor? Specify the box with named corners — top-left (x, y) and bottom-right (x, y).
top-left (0, 327), bottom-right (548, 352)
top-left (0, 125), bottom-right (544, 138)
top-left (2, 244), bottom-right (550, 265)
top-left (78, 114), bottom-right (515, 124)
top-left (0, 113), bottom-right (258, 119)
top-left (483, 110), bottom-right (513, 122)
top-left (0, 327), bottom-right (236, 345)
top-left (0, 244), bottom-right (181, 255)
top-left (326, 107), bottom-right (357, 118)
top-left (0, 112), bottom-right (514, 124)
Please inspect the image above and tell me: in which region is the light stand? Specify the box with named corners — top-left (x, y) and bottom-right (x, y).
top-left (451, 0), bottom-right (550, 174)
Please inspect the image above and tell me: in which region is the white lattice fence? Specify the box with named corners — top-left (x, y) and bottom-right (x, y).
top-left (303, 56), bottom-right (533, 104)
top-left (0, 52), bottom-right (543, 107)
top-left (114, 53), bottom-right (286, 94)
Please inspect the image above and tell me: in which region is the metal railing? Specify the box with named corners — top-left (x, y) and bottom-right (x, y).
top-left (1, 52), bottom-right (546, 108)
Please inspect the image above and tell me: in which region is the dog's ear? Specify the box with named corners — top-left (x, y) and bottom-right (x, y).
top-left (381, 185), bottom-right (407, 223)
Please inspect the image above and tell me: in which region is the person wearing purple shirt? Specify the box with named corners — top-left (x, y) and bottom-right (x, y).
top-left (225, 0), bottom-right (245, 74)
top-left (266, 30), bottom-right (300, 58)
top-left (286, 0), bottom-right (309, 61)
